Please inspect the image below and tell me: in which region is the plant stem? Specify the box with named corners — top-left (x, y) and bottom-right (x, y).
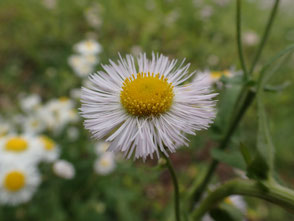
top-left (189, 87), bottom-right (255, 209)
top-left (191, 179), bottom-right (294, 220)
top-left (162, 154), bottom-right (181, 221)
top-left (236, 0), bottom-right (248, 79)
top-left (248, 0), bottom-right (280, 75)
top-left (189, 0), bottom-right (281, 210)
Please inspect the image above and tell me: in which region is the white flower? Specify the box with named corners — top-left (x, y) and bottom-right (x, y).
top-left (243, 31), bottom-right (259, 46)
top-left (0, 163), bottom-right (41, 205)
top-left (74, 39), bottom-right (102, 55)
top-left (68, 55), bottom-right (98, 78)
top-left (21, 115), bottom-right (46, 135)
top-left (37, 97), bottom-right (79, 134)
top-left (0, 121), bottom-right (13, 137)
top-left (19, 94), bottom-right (41, 113)
top-left (94, 153), bottom-right (116, 175)
top-left (38, 136), bottom-right (60, 163)
top-left (81, 53), bottom-right (217, 160)
top-left (95, 141), bottom-right (110, 155)
top-left (52, 160), bottom-right (75, 179)
top-left (0, 135), bottom-right (43, 165)
top-left (225, 195), bottom-right (247, 214)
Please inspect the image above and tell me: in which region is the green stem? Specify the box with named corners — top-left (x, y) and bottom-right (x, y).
top-left (236, 0), bottom-right (248, 79)
top-left (162, 154), bottom-right (181, 221)
top-left (248, 0), bottom-right (280, 75)
top-left (191, 179), bottom-right (294, 220)
top-left (189, 0), bottom-right (281, 210)
top-left (189, 87), bottom-right (255, 209)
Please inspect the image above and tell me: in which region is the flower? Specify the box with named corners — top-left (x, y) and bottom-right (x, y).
top-left (81, 53), bottom-right (217, 160)
top-left (19, 94), bottom-right (41, 113)
top-left (0, 163), bottom-right (41, 205)
top-left (94, 153), bottom-right (116, 175)
top-left (38, 136), bottom-right (60, 163)
top-left (225, 195), bottom-right (247, 214)
top-left (68, 54), bottom-right (98, 78)
top-left (0, 135), bottom-right (43, 164)
top-left (95, 141), bottom-right (110, 155)
top-left (21, 115), bottom-right (46, 135)
top-left (74, 39), bottom-right (102, 55)
top-left (37, 97), bottom-right (79, 134)
top-left (52, 160), bottom-right (75, 179)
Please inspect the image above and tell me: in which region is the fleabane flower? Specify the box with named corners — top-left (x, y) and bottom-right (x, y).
top-left (0, 163), bottom-right (41, 205)
top-left (0, 135), bottom-right (43, 164)
top-left (52, 160), bottom-right (75, 179)
top-left (94, 152), bottom-right (116, 175)
top-left (80, 53), bottom-right (217, 160)
top-left (74, 39), bottom-right (102, 55)
top-left (38, 136), bottom-right (60, 163)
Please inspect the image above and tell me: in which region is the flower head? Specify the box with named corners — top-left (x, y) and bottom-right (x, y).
top-left (52, 160), bottom-right (75, 179)
top-left (0, 135), bottom-right (43, 164)
top-left (38, 136), bottom-right (60, 163)
top-left (81, 53), bottom-right (217, 160)
top-left (94, 153), bottom-right (116, 175)
top-left (0, 163), bottom-right (41, 205)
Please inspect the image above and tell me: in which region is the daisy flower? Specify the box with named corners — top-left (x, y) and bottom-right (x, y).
top-left (0, 163), bottom-right (41, 205)
top-left (0, 135), bottom-right (43, 164)
top-left (74, 39), bottom-right (102, 55)
top-left (95, 141), bottom-right (110, 155)
top-left (81, 53), bottom-right (217, 160)
top-left (94, 152), bottom-right (116, 175)
top-left (52, 160), bottom-right (75, 179)
top-left (38, 136), bottom-right (60, 163)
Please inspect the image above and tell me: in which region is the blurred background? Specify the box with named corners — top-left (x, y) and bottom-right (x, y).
top-left (0, 0), bottom-right (293, 220)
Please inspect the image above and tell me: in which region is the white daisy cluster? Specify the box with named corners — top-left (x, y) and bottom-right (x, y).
top-left (68, 39), bottom-right (102, 78)
top-left (0, 93), bottom-right (79, 206)
top-left (18, 94), bottom-right (79, 136)
top-left (0, 134), bottom-right (60, 205)
top-left (94, 141), bottom-right (116, 175)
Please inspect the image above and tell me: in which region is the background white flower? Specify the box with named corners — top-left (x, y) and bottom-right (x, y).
top-left (53, 160), bottom-right (75, 180)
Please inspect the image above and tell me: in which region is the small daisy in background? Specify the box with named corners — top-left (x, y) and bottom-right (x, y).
top-left (94, 152), bottom-right (116, 175)
top-left (0, 163), bottom-right (41, 206)
top-left (38, 136), bottom-right (60, 163)
top-left (52, 160), bottom-right (75, 180)
top-left (81, 53), bottom-right (217, 160)
top-left (94, 141), bottom-right (117, 175)
top-left (68, 39), bottom-right (102, 78)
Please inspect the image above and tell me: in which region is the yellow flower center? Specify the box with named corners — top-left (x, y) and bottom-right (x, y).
top-left (59, 97), bottom-right (69, 102)
top-left (40, 136), bottom-right (55, 151)
top-left (4, 171), bottom-right (26, 192)
top-left (120, 73), bottom-right (174, 117)
top-left (5, 137), bottom-right (28, 152)
top-left (211, 70), bottom-right (231, 80)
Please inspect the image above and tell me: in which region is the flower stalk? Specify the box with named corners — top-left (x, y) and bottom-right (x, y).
top-left (191, 179), bottom-right (294, 220)
top-left (161, 153), bottom-right (181, 221)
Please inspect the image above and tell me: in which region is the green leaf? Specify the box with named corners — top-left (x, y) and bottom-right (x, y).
top-left (239, 142), bottom-right (252, 166)
top-left (211, 148), bottom-right (246, 170)
top-left (246, 152), bottom-right (269, 180)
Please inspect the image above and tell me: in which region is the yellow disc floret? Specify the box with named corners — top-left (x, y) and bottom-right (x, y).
top-left (5, 137), bottom-right (28, 152)
top-left (120, 72), bottom-right (174, 117)
top-left (40, 136), bottom-right (55, 151)
top-left (4, 171), bottom-right (26, 192)
top-left (210, 70), bottom-right (231, 80)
